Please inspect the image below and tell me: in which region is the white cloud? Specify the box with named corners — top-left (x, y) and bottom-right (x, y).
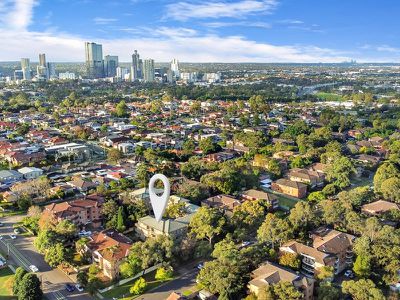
top-left (3, 0), bottom-right (38, 30)
top-left (204, 21), bottom-right (271, 29)
top-left (0, 27), bottom-right (355, 63)
top-left (376, 45), bottom-right (400, 53)
top-left (165, 0), bottom-right (278, 21)
top-left (93, 17), bottom-right (118, 25)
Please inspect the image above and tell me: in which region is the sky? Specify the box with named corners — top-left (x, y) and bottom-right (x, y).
top-left (0, 0), bottom-right (399, 63)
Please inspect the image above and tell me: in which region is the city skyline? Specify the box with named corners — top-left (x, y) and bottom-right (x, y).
top-left (0, 0), bottom-right (400, 63)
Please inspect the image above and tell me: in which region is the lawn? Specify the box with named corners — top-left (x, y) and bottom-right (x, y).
top-left (315, 92), bottom-right (344, 102)
top-left (101, 271), bottom-right (174, 300)
top-left (275, 193), bottom-right (300, 210)
top-left (0, 267), bottom-right (16, 299)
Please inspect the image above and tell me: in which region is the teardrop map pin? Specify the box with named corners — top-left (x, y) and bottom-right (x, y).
top-left (148, 173), bottom-right (170, 222)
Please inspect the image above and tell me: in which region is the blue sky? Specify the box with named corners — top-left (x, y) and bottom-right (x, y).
top-left (0, 0), bottom-right (399, 62)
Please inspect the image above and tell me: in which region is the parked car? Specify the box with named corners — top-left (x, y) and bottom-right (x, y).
top-left (241, 241), bottom-right (253, 247)
top-left (29, 265), bottom-right (39, 272)
top-left (75, 284), bottom-right (84, 292)
top-left (197, 263), bottom-right (204, 270)
top-left (65, 283), bottom-right (75, 292)
top-left (9, 234), bottom-right (16, 240)
top-left (13, 228), bottom-right (21, 234)
top-left (0, 222), bottom-right (4, 227)
top-left (78, 230), bottom-right (92, 237)
top-left (344, 270), bottom-right (354, 278)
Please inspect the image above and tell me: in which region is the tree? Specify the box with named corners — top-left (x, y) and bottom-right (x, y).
top-left (55, 219), bottom-right (77, 237)
top-left (373, 162), bottom-right (399, 194)
top-left (231, 199), bottom-right (266, 236)
top-left (199, 137), bottom-right (219, 155)
top-left (77, 270), bottom-right (88, 287)
top-left (13, 267), bottom-right (27, 295)
top-left (272, 281), bottom-right (303, 300)
top-left (34, 229), bottom-right (56, 253)
top-left (196, 260), bottom-right (245, 297)
top-left (115, 100), bottom-right (128, 117)
top-left (317, 282), bottom-right (341, 300)
top-left (45, 243), bottom-right (69, 267)
top-left (326, 156), bottom-right (355, 189)
top-left (288, 201), bottom-right (314, 230)
top-left (164, 202), bottom-right (186, 219)
top-left (17, 273), bottom-right (43, 300)
top-left (189, 207), bottom-right (226, 245)
top-left (307, 191), bottom-right (326, 203)
top-left (130, 277), bottom-right (147, 295)
top-left (27, 205), bottom-right (41, 218)
top-left (155, 266), bottom-right (174, 281)
top-left (257, 213), bottom-right (292, 248)
top-left (279, 252), bottom-right (301, 270)
top-left (316, 266), bottom-right (334, 281)
top-left (290, 156), bottom-right (311, 169)
top-left (107, 148), bottom-right (123, 163)
top-left (120, 235), bottom-right (173, 278)
top-left (353, 254), bottom-right (371, 278)
top-left (182, 139), bottom-right (196, 154)
top-left (342, 279), bottom-right (385, 300)
top-left (116, 206), bottom-right (126, 232)
top-left (380, 177), bottom-right (400, 203)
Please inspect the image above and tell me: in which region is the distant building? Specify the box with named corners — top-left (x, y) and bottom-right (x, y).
top-left (131, 50), bottom-right (140, 81)
top-left (116, 67), bottom-right (129, 80)
top-left (47, 62), bottom-right (56, 79)
top-left (21, 58), bottom-right (31, 80)
top-left (14, 70), bottom-right (24, 81)
top-left (143, 59), bottom-right (155, 82)
top-left (85, 42), bottom-right (104, 78)
top-left (36, 53), bottom-right (48, 80)
top-left (180, 72), bottom-right (197, 84)
top-left (104, 55), bottom-right (118, 77)
top-left (170, 58), bottom-right (180, 79)
top-left (59, 72), bottom-right (76, 80)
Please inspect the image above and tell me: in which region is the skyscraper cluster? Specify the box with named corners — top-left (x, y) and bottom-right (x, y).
top-left (14, 54), bottom-right (55, 81)
top-left (84, 42), bottom-right (179, 83)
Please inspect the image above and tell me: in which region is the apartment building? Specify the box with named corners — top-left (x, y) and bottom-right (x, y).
top-left (311, 227), bottom-right (355, 274)
top-left (248, 261), bottom-right (315, 300)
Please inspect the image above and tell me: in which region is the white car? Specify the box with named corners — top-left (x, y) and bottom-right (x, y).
top-left (29, 265), bottom-right (39, 272)
top-left (9, 234), bottom-right (16, 240)
top-left (75, 284), bottom-right (84, 292)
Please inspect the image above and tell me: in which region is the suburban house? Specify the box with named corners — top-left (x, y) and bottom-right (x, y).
top-left (117, 142), bottom-right (135, 154)
top-left (17, 167), bottom-right (43, 179)
top-left (68, 177), bottom-right (98, 192)
top-left (310, 227), bottom-right (355, 274)
top-left (87, 229), bottom-right (133, 279)
top-left (3, 151), bottom-right (46, 166)
top-left (136, 196), bottom-right (199, 240)
top-left (0, 170), bottom-right (23, 184)
top-left (248, 261), bottom-right (315, 300)
top-left (288, 168), bottom-right (325, 188)
top-left (201, 194), bottom-right (242, 216)
top-left (271, 179), bottom-right (307, 198)
top-left (240, 189), bottom-right (279, 211)
top-left (42, 197), bottom-right (103, 228)
top-left (279, 241), bottom-right (337, 277)
top-left (361, 200), bottom-right (399, 216)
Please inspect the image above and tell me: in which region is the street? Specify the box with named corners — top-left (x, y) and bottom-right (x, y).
top-left (138, 261), bottom-right (200, 300)
top-left (0, 214), bottom-right (93, 300)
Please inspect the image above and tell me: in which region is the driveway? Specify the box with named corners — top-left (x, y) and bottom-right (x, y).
top-left (0, 214), bottom-right (93, 300)
top-left (138, 261), bottom-right (201, 300)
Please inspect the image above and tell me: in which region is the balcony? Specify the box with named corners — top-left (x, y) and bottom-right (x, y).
top-left (302, 258), bottom-right (315, 267)
top-left (302, 264), bottom-right (315, 274)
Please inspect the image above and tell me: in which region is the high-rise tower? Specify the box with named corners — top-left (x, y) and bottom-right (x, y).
top-left (85, 42), bottom-right (104, 78)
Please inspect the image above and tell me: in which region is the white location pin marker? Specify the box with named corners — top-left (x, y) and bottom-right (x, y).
top-left (149, 173), bottom-right (170, 222)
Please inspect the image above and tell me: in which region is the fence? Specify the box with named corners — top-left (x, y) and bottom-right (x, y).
top-left (98, 263), bottom-right (163, 294)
